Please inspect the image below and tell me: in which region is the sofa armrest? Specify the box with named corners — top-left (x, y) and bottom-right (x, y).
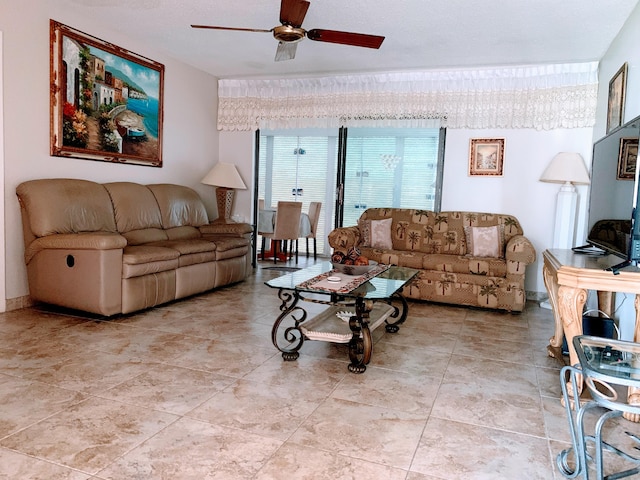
top-left (328, 226), bottom-right (362, 253)
top-left (199, 222), bottom-right (253, 238)
top-left (25, 232), bottom-right (127, 264)
top-left (505, 235), bottom-right (536, 265)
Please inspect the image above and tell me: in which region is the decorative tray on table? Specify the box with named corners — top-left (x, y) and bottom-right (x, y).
top-left (331, 247), bottom-right (378, 276)
top-left (331, 260), bottom-right (378, 276)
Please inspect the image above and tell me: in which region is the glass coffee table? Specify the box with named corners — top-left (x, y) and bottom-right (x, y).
top-left (265, 262), bottom-right (419, 373)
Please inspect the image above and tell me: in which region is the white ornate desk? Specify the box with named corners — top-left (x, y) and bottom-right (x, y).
top-left (543, 248), bottom-right (640, 419)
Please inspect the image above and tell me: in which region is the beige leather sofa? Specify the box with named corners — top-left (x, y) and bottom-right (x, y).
top-left (16, 178), bottom-right (252, 316)
top-left (328, 208), bottom-right (536, 312)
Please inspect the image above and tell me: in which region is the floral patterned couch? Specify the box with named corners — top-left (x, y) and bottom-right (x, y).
top-left (328, 208), bottom-right (536, 312)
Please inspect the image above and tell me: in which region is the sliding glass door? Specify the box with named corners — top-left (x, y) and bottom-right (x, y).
top-left (340, 127), bottom-right (444, 226)
top-left (255, 126), bottom-right (445, 262)
top-left (257, 130), bottom-right (338, 257)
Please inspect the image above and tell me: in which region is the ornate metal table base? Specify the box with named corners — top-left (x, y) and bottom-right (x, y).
top-left (270, 289), bottom-right (408, 373)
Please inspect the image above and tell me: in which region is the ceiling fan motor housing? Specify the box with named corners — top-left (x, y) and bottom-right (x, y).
top-left (273, 24), bottom-right (305, 43)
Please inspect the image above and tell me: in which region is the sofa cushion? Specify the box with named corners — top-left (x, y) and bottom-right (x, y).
top-left (104, 182), bottom-right (163, 233)
top-left (464, 225), bottom-right (505, 258)
top-left (122, 228), bottom-right (169, 246)
top-left (422, 253), bottom-right (508, 277)
top-left (213, 237), bottom-right (250, 261)
top-left (122, 245), bottom-right (180, 279)
top-left (357, 247), bottom-right (425, 269)
top-left (357, 208), bottom-right (434, 253)
top-left (17, 179), bottom-right (117, 236)
top-left (149, 239), bottom-right (216, 255)
top-left (358, 218), bottom-right (372, 246)
top-left (213, 237), bottom-right (250, 252)
top-left (360, 218), bottom-right (393, 249)
top-left (165, 226), bottom-right (202, 240)
top-left (122, 245), bottom-right (180, 265)
top-left (147, 184), bottom-right (209, 228)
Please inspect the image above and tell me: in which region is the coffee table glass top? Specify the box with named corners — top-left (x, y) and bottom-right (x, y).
top-left (265, 261), bottom-right (419, 299)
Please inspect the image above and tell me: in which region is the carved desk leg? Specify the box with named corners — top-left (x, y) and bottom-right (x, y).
top-left (543, 262), bottom-right (563, 358)
top-left (624, 294), bottom-right (640, 422)
top-left (558, 284), bottom-right (587, 404)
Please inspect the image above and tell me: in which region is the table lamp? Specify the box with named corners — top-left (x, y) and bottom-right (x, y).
top-left (539, 152), bottom-right (591, 250)
top-left (201, 162), bottom-right (247, 223)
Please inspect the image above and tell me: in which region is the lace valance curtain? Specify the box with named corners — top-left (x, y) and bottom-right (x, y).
top-left (217, 62), bottom-right (598, 131)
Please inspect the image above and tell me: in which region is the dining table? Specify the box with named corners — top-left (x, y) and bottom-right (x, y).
top-left (258, 208), bottom-right (312, 237)
top-left (258, 207), bottom-right (312, 261)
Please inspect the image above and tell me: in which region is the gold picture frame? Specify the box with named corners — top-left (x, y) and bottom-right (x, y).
top-left (469, 138), bottom-right (505, 176)
top-left (50, 20), bottom-right (164, 167)
top-left (607, 63), bottom-right (627, 134)
top-left (617, 137), bottom-right (638, 180)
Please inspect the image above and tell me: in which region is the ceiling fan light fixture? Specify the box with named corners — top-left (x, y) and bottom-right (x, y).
top-left (272, 24), bottom-right (306, 43)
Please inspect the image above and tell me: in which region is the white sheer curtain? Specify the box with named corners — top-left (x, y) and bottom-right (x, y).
top-left (218, 62), bottom-right (598, 131)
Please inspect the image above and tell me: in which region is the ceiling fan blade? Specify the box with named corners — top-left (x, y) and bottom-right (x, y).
top-left (306, 29), bottom-right (385, 49)
top-left (279, 0), bottom-right (310, 28)
top-left (275, 41), bottom-right (298, 62)
top-left (191, 25), bottom-right (272, 34)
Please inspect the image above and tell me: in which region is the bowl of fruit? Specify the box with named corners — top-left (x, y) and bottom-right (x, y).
top-left (331, 247), bottom-right (377, 276)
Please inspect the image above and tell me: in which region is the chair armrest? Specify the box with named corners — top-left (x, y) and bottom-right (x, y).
top-left (25, 232), bottom-right (127, 264)
top-left (328, 226), bottom-right (362, 253)
top-left (199, 222), bottom-right (253, 238)
top-left (505, 235), bottom-right (536, 265)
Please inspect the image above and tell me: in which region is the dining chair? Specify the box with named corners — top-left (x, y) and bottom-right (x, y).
top-left (261, 201), bottom-right (302, 263)
top-left (258, 198), bottom-right (265, 211)
top-left (305, 201), bottom-right (322, 259)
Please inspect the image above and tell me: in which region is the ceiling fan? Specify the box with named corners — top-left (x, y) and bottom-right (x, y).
top-left (191, 0), bottom-right (385, 62)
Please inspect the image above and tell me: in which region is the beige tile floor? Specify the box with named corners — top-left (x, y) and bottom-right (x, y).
top-left (1, 258), bottom-right (639, 479)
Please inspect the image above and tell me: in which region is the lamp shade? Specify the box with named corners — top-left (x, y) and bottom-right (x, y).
top-left (539, 152), bottom-right (590, 185)
top-left (201, 162), bottom-right (247, 189)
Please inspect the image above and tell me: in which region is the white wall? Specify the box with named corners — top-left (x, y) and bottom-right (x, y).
top-left (0, 31), bottom-right (5, 312)
top-left (1, 4), bottom-right (220, 302)
top-left (590, 3), bottom-right (640, 340)
top-left (218, 131), bottom-right (255, 224)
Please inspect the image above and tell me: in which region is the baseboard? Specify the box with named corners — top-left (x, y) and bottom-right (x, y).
top-left (6, 295), bottom-right (35, 312)
top-left (526, 291), bottom-right (547, 302)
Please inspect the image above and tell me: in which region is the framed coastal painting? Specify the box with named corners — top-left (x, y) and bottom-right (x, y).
top-left (617, 137), bottom-right (638, 180)
top-left (468, 138), bottom-right (505, 176)
top-left (606, 63), bottom-right (627, 134)
top-left (50, 20), bottom-right (164, 167)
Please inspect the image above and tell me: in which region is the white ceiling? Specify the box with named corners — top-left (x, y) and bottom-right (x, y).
top-left (60, 0), bottom-right (638, 79)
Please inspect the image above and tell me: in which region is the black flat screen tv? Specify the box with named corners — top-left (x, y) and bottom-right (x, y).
top-left (585, 115), bottom-right (640, 271)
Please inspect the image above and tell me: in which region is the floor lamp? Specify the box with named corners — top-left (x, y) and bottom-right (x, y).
top-left (201, 162), bottom-right (247, 223)
top-left (539, 152), bottom-right (591, 308)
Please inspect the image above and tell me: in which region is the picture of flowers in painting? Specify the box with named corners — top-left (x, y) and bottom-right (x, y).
top-left (51, 20), bottom-right (164, 167)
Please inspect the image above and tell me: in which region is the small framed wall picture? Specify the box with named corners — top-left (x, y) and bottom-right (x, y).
top-left (607, 63), bottom-right (628, 134)
top-left (469, 138), bottom-right (505, 176)
top-left (617, 137), bottom-right (638, 180)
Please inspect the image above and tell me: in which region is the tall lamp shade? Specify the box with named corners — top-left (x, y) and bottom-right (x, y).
top-left (201, 162), bottom-right (247, 223)
top-left (539, 152), bottom-right (590, 249)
